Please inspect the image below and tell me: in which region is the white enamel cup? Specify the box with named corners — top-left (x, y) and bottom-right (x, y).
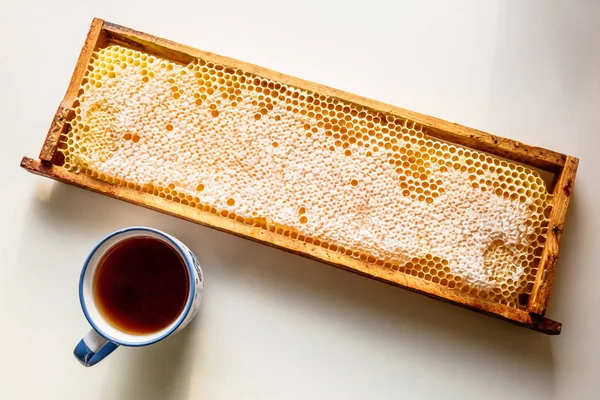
top-left (73, 227), bottom-right (203, 367)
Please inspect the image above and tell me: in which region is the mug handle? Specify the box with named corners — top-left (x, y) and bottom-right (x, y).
top-left (74, 330), bottom-right (119, 367)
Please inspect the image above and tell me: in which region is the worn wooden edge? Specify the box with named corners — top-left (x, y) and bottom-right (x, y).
top-left (528, 156), bottom-right (579, 315)
top-left (20, 156), bottom-right (561, 334)
top-left (99, 20), bottom-right (567, 173)
top-left (39, 18), bottom-right (105, 162)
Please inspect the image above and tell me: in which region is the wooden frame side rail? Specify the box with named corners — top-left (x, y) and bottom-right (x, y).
top-left (23, 18), bottom-right (579, 335)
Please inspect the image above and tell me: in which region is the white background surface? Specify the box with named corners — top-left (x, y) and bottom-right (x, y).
top-left (1, 1), bottom-right (599, 399)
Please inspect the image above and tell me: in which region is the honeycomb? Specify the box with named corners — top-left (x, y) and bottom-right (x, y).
top-left (57, 44), bottom-right (552, 309)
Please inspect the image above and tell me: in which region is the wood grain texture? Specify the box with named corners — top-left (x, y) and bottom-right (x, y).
top-left (25, 18), bottom-right (579, 335)
top-left (39, 18), bottom-right (105, 162)
top-left (528, 156), bottom-right (579, 315)
top-left (21, 156), bottom-right (561, 334)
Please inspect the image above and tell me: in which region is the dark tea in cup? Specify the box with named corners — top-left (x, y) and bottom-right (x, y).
top-left (93, 237), bottom-right (190, 335)
top-left (75, 227), bottom-right (203, 367)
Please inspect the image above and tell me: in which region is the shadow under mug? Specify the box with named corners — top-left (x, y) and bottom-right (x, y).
top-left (74, 227), bottom-right (204, 367)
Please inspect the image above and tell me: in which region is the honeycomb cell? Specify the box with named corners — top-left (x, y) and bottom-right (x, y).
top-left (59, 44), bottom-right (552, 310)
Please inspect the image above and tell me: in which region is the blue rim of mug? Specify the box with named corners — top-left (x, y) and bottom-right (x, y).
top-left (79, 227), bottom-right (196, 347)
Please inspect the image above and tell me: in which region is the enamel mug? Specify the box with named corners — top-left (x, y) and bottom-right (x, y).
top-left (74, 227), bottom-right (203, 367)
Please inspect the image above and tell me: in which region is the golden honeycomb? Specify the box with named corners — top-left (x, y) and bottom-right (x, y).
top-left (57, 44), bottom-right (552, 309)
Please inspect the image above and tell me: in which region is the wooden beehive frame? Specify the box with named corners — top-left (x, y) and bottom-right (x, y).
top-left (21, 18), bottom-right (578, 334)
